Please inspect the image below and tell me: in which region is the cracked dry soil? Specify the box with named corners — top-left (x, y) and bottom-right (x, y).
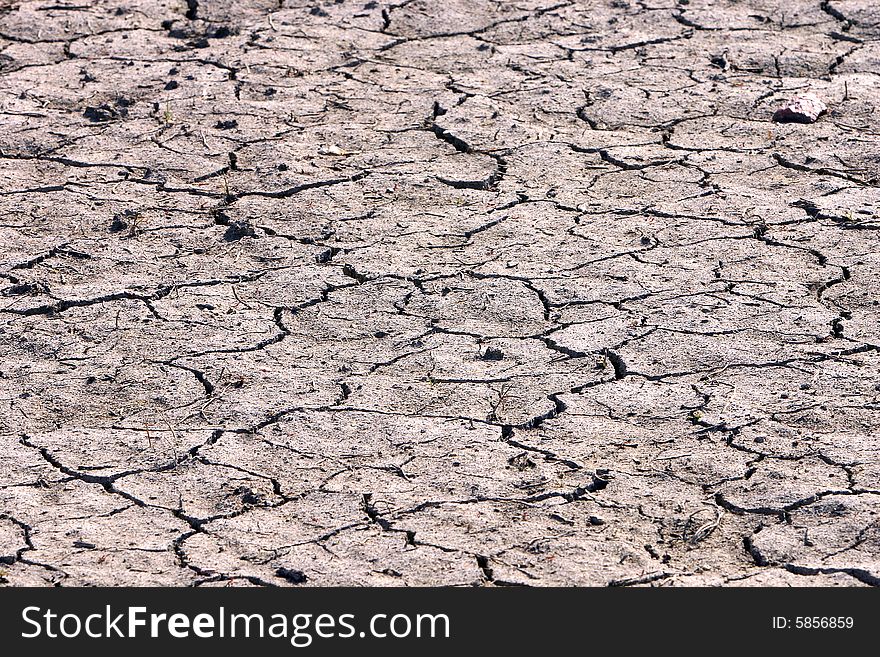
top-left (0, 0), bottom-right (879, 588)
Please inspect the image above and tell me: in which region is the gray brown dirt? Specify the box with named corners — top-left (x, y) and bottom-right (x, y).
top-left (1, 0), bottom-right (879, 587)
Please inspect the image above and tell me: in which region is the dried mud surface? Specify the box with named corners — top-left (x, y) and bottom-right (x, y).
top-left (1, 0), bottom-right (879, 587)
